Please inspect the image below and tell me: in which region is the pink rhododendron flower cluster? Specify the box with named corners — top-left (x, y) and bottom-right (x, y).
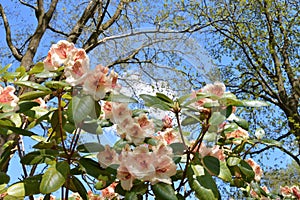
top-left (192, 81), bottom-right (226, 109)
top-left (0, 85), bottom-right (19, 111)
top-left (246, 158), bottom-right (263, 182)
top-left (108, 103), bottom-right (154, 145)
top-left (280, 185), bottom-right (300, 199)
top-left (116, 144), bottom-right (177, 190)
top-left (44, 40), bottom-right (119, 100)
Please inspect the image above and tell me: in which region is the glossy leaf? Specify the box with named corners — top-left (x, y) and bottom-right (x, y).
top-left (242, 100), bottom-right (269, 107)
top-left (21, 150), bottom-right (59, 165)
top-left (227, 157), bottom-right (241, 166)
top-left (125, 191), bottom-right (138, 200)
top-left (152, 183), bottom-right (178, 200)
top-left (107, 93), bottom-right (138, 103)
top-left (79, 158), bottom-right (112, 179)
top-left (28, 62), bottom-right (44, 74)
top-left (15, 81), bottom-right (51, 92)
top-left (40, 163), bottom-right (66, 194)
top-left (17, 101), bottom-right (40, 113)
top-left (156, 92), bottom-right (173, 103)
top-left (35, 71), bottom-right (60, 78)
top-left (0, 125), bottom-right (36, 136)
top-left (23, 175), bottom-right (42, 195)
top-left (7, 183), bottom-right (25, 197)
top-left (45, 81), bottom-right (70, 90)
top-left (77, 143), bottom-right (105, 153)
top-left (19, 90), bottom-right (52, 101)
top-left (72, 95), bottom-right (95, 124)
top-left (203, 156), bottom-right (220, 175)
top-left (218, 161), bottom-right (232, 182)
top-left (233, 116), bottom-right (249, 130)
top-left (71, 176), bottom-right (88, 200)
top-left (238, 160), bottom-right (255, 182)
top-left (140, 94), bottom-right (171, 110)
top-left (169, 142), bottom-right (185, 155)
top-left (187, 165), bottom-right (219, 200)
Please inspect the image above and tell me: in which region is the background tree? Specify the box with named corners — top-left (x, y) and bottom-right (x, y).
top-left (168, 0), bottom-right (300, 165)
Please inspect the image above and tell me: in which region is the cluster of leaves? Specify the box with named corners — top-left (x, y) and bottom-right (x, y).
top-left (0, 59), bottom-right (289, 200)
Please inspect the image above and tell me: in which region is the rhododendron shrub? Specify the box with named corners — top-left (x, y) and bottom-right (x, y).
top-left (0, 41), bottom-right (296, 200)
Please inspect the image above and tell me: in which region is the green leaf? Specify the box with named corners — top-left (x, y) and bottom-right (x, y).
top-left (24, 175), bottom-right (42, 195)
top-left (17, 101), bottom-right (40, 113)
top-left (209, 112), bottom-right (226, 126)
top-left (125, 191), bottom-right (138, 200)
top-left (15, 81), bottom-right (51, 92)
top-left (71, 176), bottom-right (88, 200)
top-left (140, 94), bottom-right (171, 110)
top-left (40, 163), bottom-right (66, 194)
top-left (187, 165), bottom-right (219, 200)
top-left (7, 183), bottom-right (25, 197)
top-left (113, 139), bottom-right (128, 152)
top-left (77, 143), bottom-right (105, 153)
top-left (45, 81), bottom-right (70, 90)
top-left (218, 161), bottom-right (232, 182)
top-left (21, 150), bottom-right (59, 165)
top-left (233, 116), bottom-right (249, 130)
top-left (35, 71), bottom-right (60, 78)
top-left (72, 95), bottom-right (95, 124)
top-left (0, 172), bottom-right (10, 184)
top-left (238, 160), bottom-right (255, 182)
top-left (79, 158), bottom-right (113, 179)
top-left (227, 157), bottom-right (241, 166)
top-left (19, 90), bottom-right (52, 101)
top-left (242, 100), bottom-right (269, 107)
top-left (107, 93), bottom-right (138, 103)
top-left (152, 183), bottom-right (178, 200)
top-left (29, 62), bottom-right (44, 74)
top-left (0, 64), bottom-right (12, 74)
top-left (156, 93), bottom-right (174, 103)
top-left (203, 156), bottom-right (220, 175)
top-left (0, 125), bottom-right (36, 136)
top-left (169, 142), bottom-right (185, 155)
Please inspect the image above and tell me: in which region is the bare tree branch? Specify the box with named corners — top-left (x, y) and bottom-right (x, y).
top-left (0, 4), bottom-right (23, 61)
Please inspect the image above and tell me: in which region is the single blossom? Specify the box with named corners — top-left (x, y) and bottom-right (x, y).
top-left (246, 158), bottom-right (263, 182)
top-left (0, 85), bottom-right (19, 111)
top-left (44, 40), bottom-right (75, 71)
top-left (102, 101), bottom-right (113, 119)
top-left (225, 126), bottom-right (249, 144)
top-left (151, 144), bottom-right (177, 185)
top-left (83, 65), bottom-right (119, 100)
top-left (162, 115), bottom-right (173, 129)
top-left (101, 182), bottom-right (118, 199)
top-left (157, 128), bottom-right (180, 145)
top-left (116, 164), bottom-right (135, 191)
top-left (135, 114), bottom-right (155, 136)
top-left (97, 145), bottom-right (119, 168)
top-left (196, 143), bottom-right (226, 162)
top-left (64, 48), bottom-right (90, 86)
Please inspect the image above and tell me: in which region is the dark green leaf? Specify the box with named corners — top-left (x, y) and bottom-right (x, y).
top-left (0, 172), bottom-right (10, 184)
top-left (79, 158), bottom-right (113, 179)
top-left (71, 176), bottom-right (88, 200)
top-left (0, 125), bottom-right (36, 136)
top-left (238, 160), bottom-right (255, 182)
top-left (21, 150), bottom-right (59, 165)
top-left (203, 156), bottom-right (220, 175)
top-left (24, 175), bottom-right (42, 195)
top-left (152, 183), bottom-right (178, 200)
top-left (125, 191), bottom-right (138, 200)
top-left (17, 101), bottom-right (40, 113)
